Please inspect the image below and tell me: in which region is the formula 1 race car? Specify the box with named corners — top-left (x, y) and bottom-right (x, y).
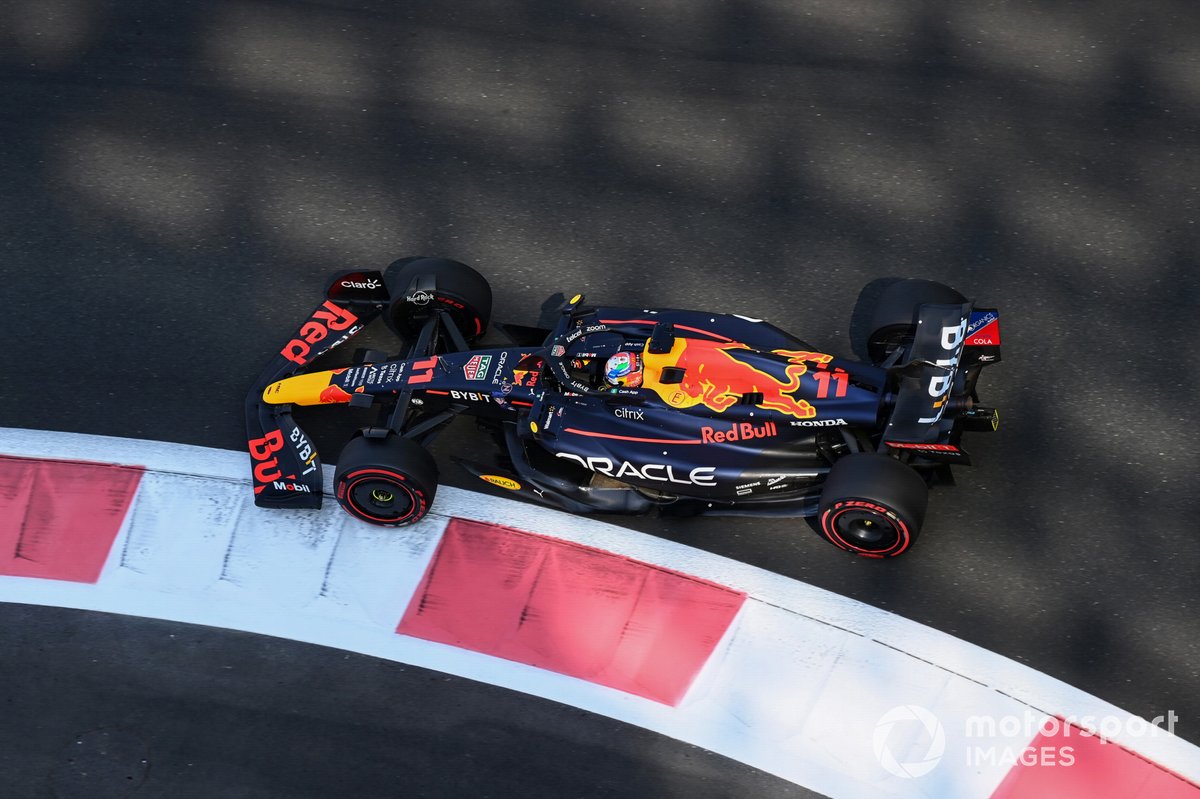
top-left (246, 258), bottom-right (1001, 557)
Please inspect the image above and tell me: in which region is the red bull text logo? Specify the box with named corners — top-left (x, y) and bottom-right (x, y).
top-left (700, 420), bottom-right (778, 443)
top-left (281, 301), bottom-right (360, 365)
top-left (248, 426), bottom-right (318, 493)
top-left (248, 429), bottom-right (287, 493)
top-left (658, 340), bottom-right (833, 419)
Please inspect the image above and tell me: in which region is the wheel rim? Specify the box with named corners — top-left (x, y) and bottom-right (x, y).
top-left (838, 512), bottom-right (896, 548)
top-left (824, 503), bottom-right (907, 555)
top-left (346, 473), bottom-right (416, 523)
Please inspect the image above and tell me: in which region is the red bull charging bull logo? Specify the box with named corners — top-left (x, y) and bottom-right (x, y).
top-left (653, 339), bottom-right (833, 419)
top-left (319, 383), bottom-right (353, 403)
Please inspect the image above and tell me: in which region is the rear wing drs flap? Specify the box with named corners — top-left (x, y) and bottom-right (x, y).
top-left (245, 271), bottom-right (389, 509)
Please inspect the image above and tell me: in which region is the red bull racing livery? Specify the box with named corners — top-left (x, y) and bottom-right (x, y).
top-left (246, 258), bottom-right (1002, 557)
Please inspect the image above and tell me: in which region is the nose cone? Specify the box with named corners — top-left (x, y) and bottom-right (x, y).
top-left (262, 371), bottom-right (348, 405)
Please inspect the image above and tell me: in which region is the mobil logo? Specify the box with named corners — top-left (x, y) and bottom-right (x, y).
top-left (701, 420), bottom-right (777, 443)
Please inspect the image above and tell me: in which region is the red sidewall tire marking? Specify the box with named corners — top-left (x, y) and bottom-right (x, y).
top-left (339, 468), bottom-right (426, 526)
top-left (820, 499), bottom-right (911, 557)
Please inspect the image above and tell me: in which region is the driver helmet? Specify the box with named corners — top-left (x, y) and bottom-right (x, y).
top-left (604, 351), bottom-right (643, 388)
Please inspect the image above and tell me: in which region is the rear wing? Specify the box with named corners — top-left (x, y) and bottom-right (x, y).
top-left (245, 271), bottom-right (389, 508)
top-left (881, 303), bottom-right (1001, 462)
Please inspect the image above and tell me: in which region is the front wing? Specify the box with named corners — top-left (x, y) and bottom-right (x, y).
top-left (245, 271), bottom-right (388, 508)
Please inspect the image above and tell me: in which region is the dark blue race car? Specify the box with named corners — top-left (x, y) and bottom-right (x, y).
top-left (246, 258), bottom-right (1001, 557)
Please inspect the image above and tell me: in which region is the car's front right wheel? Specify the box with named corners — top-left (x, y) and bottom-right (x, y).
top-left (334, 433), bottom-right (438, 526)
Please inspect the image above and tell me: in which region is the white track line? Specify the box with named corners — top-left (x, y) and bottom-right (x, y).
top-left (1, 427), bottom-right (1197, 798)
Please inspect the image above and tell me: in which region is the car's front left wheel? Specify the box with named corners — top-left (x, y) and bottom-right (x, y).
top-left (383, 256), bottom-right (492, 343)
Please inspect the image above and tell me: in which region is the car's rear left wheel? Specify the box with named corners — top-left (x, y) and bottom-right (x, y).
top-left (865, 278), bottom-right (966, 365)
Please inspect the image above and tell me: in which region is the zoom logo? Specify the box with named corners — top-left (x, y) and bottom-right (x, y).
top-left (873, 705), bottom-right (946, 778)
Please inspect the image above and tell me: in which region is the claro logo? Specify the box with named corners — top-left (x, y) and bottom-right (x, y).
top-left (919, 318), bottom-right (967, 424)
top-left (340, 277), bottom-right (380, 290)
top-left (556, 452), bottom-right (716, 486)
top-left (280, 301), bottom-right (360, 365)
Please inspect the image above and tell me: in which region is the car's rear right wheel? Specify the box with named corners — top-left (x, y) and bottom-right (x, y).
top-left (816, 453), bottom-right (928, 557)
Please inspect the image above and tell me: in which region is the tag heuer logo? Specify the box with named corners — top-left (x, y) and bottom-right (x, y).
top-left (464, 355), bottom-right (492, 380)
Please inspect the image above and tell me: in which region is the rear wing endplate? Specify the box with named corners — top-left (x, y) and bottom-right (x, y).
top-left (881, 302), bottom-right (972, 451)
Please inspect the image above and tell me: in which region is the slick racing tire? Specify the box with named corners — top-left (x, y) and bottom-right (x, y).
top-left (383, 256), bottom-right (492, 343)
top-left (865, 278), bottom-right (966, 365)
top-left (334, 433), bottom-right (438, 526)
top-left (817, 453), bottom-right (928, 557)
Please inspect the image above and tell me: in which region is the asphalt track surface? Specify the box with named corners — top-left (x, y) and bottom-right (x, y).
top-left (2, 0), bottom-right (1198, 795)
top-left (2, 605), bottom-right (811, 799)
